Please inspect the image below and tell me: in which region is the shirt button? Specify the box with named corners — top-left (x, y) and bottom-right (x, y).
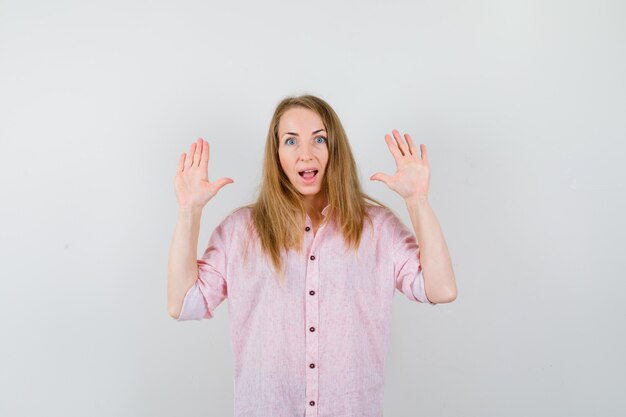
top-left (309, 401), bottom-right (315, 406)
top-left (309, 326), bottom-right (315, 332)
top-left (309, 290), bottom-right (315, 296)
top-left (310, 255), bottom-right (315, 261)
top-left (309, 363), bottom-right (315, 368)
top-left (305, 226), bottom-right (311, 231)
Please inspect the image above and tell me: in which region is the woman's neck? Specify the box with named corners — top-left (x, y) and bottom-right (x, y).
top-left (302, 194), bottom-right (328, 222)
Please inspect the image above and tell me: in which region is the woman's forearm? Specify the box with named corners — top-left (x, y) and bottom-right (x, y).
top-left (404, 196), bottom-right (457, 303)
top-left (167, 206), bottom-right (203, 318)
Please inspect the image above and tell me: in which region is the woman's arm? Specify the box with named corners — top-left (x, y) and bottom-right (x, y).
top-left (370, 129), bottom-right (457, 303)
top-left (404, 196), bottom-right (456, 303)
top-left (168, 138), bottom-right (233, 319)
top-left (167, 206), bottom-right (202, 319)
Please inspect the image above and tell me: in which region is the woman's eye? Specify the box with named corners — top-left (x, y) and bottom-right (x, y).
top-left (315, 136), bottom-right (327, 144)
top-left (285, 138), bottom-right (296, 145)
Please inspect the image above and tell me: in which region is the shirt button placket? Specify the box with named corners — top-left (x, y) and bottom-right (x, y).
top-left (305, 220), bottom-right (321, 416)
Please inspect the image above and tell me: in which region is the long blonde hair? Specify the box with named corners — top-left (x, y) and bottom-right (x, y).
top-left (243, 94), bottom-right (389, 281)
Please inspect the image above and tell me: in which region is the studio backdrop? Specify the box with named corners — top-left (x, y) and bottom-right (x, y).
top-left (0, 0), bottom-right (624, 416)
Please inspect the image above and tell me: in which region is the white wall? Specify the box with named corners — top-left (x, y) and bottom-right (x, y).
top-left (1, 0), bottom-right (624, 416)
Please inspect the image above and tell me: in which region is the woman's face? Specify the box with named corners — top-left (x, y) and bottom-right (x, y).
top-left (277, 107), bottom-right (329, 200)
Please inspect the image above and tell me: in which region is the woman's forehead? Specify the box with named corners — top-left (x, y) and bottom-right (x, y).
top-left (278, 107), bottom-right (324, 133)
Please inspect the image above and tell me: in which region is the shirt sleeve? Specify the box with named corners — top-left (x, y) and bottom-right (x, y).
top-left (390, 212), bottom-right (437, 305)
top-left (176, 215), bottom-right (231, 321)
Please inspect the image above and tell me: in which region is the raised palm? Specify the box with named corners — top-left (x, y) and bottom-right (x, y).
top-left (174, 138), bottom-right (233, 209)
top-left (370, 129), bottom-right (430, 200)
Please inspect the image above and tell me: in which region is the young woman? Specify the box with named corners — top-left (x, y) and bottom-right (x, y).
top-left (167, 94), bottom-right (457, 417)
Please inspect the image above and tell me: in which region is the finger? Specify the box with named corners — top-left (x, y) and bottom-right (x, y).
top-left (392, 129), bottom-right (408, 157)
top-left (185, 142), bottom-right (196, 167)
top-left (420, 144), bottom-right (428, 162)
top-left (369, 172), bottom-right (392, 185)
top-left (176, 153), bottom-right (185, 173)
top-left (213, 177), bottom-right (234, 191)
top-left (404, 133), bottom-right (418, 157)
top-left (192, 137), bottom-right (203, 167)
top-left (200, 140), bottom-right (209, 168)
top-left (384, 134), bottom-right (403, 161)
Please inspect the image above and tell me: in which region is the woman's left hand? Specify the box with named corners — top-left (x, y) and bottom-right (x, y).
top-left (370, 129), bottom-right (430, 201)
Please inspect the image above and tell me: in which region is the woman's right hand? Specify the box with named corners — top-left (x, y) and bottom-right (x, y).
top-left (174, 138), bottom-right (234, 210)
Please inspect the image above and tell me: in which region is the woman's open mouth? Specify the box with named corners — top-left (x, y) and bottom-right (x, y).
top-left (298, 169), bottom-right (319, 184)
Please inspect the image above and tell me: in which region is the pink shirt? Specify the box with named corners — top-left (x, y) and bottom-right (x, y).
top-left (177, 204), bottom-right (436, 417)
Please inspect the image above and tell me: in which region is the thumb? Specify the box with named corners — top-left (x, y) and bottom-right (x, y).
top-left (370, 172), bottom-right (392, 185)
top-left (213, 177), bottom-right (234, 191)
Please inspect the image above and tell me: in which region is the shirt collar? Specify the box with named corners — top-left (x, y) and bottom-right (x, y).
top-left (321, 204), bottom-right (330, 217)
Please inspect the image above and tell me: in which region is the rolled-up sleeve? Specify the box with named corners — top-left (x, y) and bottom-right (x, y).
top-left (390, 213), bottom-right (436, 305)
top-left (177, 216), bottom-right (231, 321)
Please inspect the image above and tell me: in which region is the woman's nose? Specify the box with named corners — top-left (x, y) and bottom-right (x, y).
top-left (298, 143), bottom-right (314, 161)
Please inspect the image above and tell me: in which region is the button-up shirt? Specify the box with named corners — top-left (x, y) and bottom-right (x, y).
top-left (176, 204), bottom-right (436, 417)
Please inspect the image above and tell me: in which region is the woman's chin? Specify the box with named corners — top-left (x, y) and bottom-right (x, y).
top-left (297, 187), bottom-right (322, 196)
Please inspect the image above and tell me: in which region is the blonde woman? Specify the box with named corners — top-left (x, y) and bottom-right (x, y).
top-left (167, 94), bottom-right (457, 417)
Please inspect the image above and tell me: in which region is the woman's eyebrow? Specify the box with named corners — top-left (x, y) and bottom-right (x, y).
top-left (282, 129), bottom-right (326, 137)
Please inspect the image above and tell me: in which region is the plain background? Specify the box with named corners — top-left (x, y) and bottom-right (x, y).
top-left (1, 0), bottom-right (625, 416)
